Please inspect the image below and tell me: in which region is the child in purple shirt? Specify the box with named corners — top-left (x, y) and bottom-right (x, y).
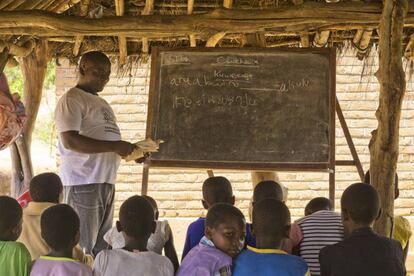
top-left (183, 176), bottom-right (254, 259)
top-left (30, 204), bottom-right (92, 276)
top-left (178, 203), bottom-right (246, 276)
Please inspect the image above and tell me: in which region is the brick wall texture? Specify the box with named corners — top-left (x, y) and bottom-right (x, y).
top-left (55, 48), bottom-right (414, 220)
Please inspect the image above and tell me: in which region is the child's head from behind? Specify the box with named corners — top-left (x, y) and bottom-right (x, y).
top-left (0, 196), bottom-right (23, 241)
top-left (252, 198), bottom-right (290, 246)
top-left (253, 180), bottom-right (284, 204)
top-left (116, 195), bottom-right (155, 243)
top-left (341, 183), bottom-right (380, 235)
top-left (41, 204), bottom-right (80, 251)
top-left (202, 176), bottom-right (234, 209)
top-left (205, 203), bottom-right (245, 258)
top-left (30, 173), bottom-right (63, 203)
top-left (142, 195), bottom-right (159, 220)
top-left (305, 197), bottom-right (332, 216)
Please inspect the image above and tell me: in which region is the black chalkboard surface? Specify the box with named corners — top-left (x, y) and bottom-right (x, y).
top-left (146, 47), bottom-right (335, 170)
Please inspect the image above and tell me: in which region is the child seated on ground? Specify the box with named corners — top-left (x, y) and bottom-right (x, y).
top-left (103, 195), bottom-right (179, 271)
top-left (30, 204), bottom-right (92, 275)
top-left (182, 176), bottom-right (254, 259)
top-left (93, 195), bottom-right (173, 276)
top-left (18, 173), bottom-right (92, 265)
top-left (291, 197), bottom-right (343, 275)
top-left (0, 196), bottom-right (31, 276)
top-left (233, 198), bottom-right (310, 276)
top-left (364, 170), bottom-right (412, 263)
top-left (178, 203), bottom-right (246, 276)
top-left (319, 183), bottom-right (405, 276)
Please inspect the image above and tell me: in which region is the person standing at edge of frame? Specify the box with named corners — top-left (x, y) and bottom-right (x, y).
top-left (54, 51), bottom-right (136, 257)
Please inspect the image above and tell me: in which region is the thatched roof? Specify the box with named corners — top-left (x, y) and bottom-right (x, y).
top-left (0, 0), bottom-right (413, 64)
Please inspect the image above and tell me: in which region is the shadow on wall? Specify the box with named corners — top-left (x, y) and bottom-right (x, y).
top-left (0, 172), bottom-right (10, 195)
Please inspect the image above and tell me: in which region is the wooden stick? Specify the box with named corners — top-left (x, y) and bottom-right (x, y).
top-left (4, 0), bottom-right (25, 10)
top-left (223, 0), bottom-right (233, 9)
top-left (0, 0), bottom-right (14, 10)
top-left (141, 0), bottom-right (154, 58)
top-left (206, 32), bottom-right (226, 47)
top-left (336, 97), bottom-right (364, 181)
top-left (73, 0), bottom-right (91, 56)
top-left (187, 0), bottom-right (194, 15)
top-left (370, 0), bottom-right (408, 236)
top-left (115, 0), bottom-right (127, 65)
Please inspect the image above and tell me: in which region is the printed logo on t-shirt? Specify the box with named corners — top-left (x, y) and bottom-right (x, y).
top-left (101, 107), bottom-right (121, 135)
top-left (217, 265), bottom-right (231, 276)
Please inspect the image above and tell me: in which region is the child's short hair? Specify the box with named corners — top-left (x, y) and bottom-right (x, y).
top-left (0, 196), bottom-right (22, 237)
top-left (253, 180), bottom-right (284, 203)
top-left (341, 183), bottom-right (380, 225)
top-left (253, 198), bottom-right (290, 237)
top-left (30, 173), bottom-right (63, 203)
top-left (119, 195), bottom-right (154, 239)
top-left (202, 176), bottom-right (233, 205)
top-left (305, 197), bottom-right (332, 216)
top-left (41, 204), bottom-right (79, 250)
top-left (142, 195), bottom-right (158, 212)
top-left (205, 203), bottom-right (244, 229)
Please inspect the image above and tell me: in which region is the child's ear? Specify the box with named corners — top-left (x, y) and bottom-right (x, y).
top-left (155, 211), bottom-right (159, 221)
top-left (376, 208), bottom-right (382, 221)
top-left (116, 221), bottom-right (123, 232)
top-left (202, 200), bottom-right (209, 210)
top-left (74, 231), bottom-right (80, 245)
top-left (151, 221), bottom-right (156, 234)
top-left (283, 225), bottom-right (291, 239)
top-left (79, 64), bottom-right (86, 76)
top-left (342, 208), bottom-right (350, 222)
top-left (230, 196), bottom-right (236, 206)
top-left (205, 226), bottom-right (213, 239)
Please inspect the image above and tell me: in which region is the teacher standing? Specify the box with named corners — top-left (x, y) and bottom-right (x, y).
top-left (55, 51), bottom-right (135, 256)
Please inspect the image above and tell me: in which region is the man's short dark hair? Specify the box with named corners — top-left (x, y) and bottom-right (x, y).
top-left (119, 195), bottom-right (154, 239)
top-left (341, 183), bottom-right (380, 225)
top-left (0, 196), bottom-right (22, 236)
top-left (41, 204), bottom-right (80, 251)
top-left (253, 180), bottom-right (284, 203)
top-left (253, 198), bottom-right (290, 238)
top-left (80, 51), bottom-right (110, 66)
top-left (30, 173), bottom-right (63, 203)
top-left (305, 197), bottom-right (332, 216)
top-left (142, 195), bottom-right (158, 212)
top-left (202, 176), bottom-right (233, 205)
top-left (205, 203), bottom-right (244, 229)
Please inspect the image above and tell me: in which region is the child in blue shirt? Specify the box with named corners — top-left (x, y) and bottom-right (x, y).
top-left (233, 198), bottom-right (310, 276)
top-left (182, 176), bottom-right (254, 259)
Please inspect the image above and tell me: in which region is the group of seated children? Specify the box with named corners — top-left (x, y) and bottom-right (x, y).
top-left (0, 173), bottom-right (411, 275)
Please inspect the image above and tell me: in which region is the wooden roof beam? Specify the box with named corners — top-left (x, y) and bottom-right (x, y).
top-left (141, 0), bottom-right (154, 57)
top-left (0, 3), bottom-right (413, 37)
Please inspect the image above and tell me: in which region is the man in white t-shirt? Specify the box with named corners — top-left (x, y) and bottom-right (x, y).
top-left (54, 51), bottom-right (135, 256)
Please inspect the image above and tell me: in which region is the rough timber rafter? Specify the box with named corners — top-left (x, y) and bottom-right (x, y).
top-left (0, 3), bottom-right (412, 37)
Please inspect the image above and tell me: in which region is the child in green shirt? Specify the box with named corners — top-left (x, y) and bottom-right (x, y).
top-left (0, 196), bottom-right (31, 276)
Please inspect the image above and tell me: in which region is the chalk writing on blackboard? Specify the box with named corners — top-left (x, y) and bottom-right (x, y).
top-left (172, 93), bottom-right (258, 109)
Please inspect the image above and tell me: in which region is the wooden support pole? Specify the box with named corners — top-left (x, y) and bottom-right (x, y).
top-left (300, 31), bottom-right (310, 47)
top-left (313, 30), bottom-right (330, 47)
top-left (141, 164), bottom-right (149, 195)
top-left (21, 40), bottom-right (48, 148)
top-left (369, 0), bottom-right (408, 236)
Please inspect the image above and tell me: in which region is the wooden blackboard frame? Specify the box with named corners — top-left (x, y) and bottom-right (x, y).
top-left (145, 47), bottom-right (336, 172)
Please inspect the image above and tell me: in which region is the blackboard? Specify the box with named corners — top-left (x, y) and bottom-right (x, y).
top-left (146, 47), bottom-right (335, 170)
